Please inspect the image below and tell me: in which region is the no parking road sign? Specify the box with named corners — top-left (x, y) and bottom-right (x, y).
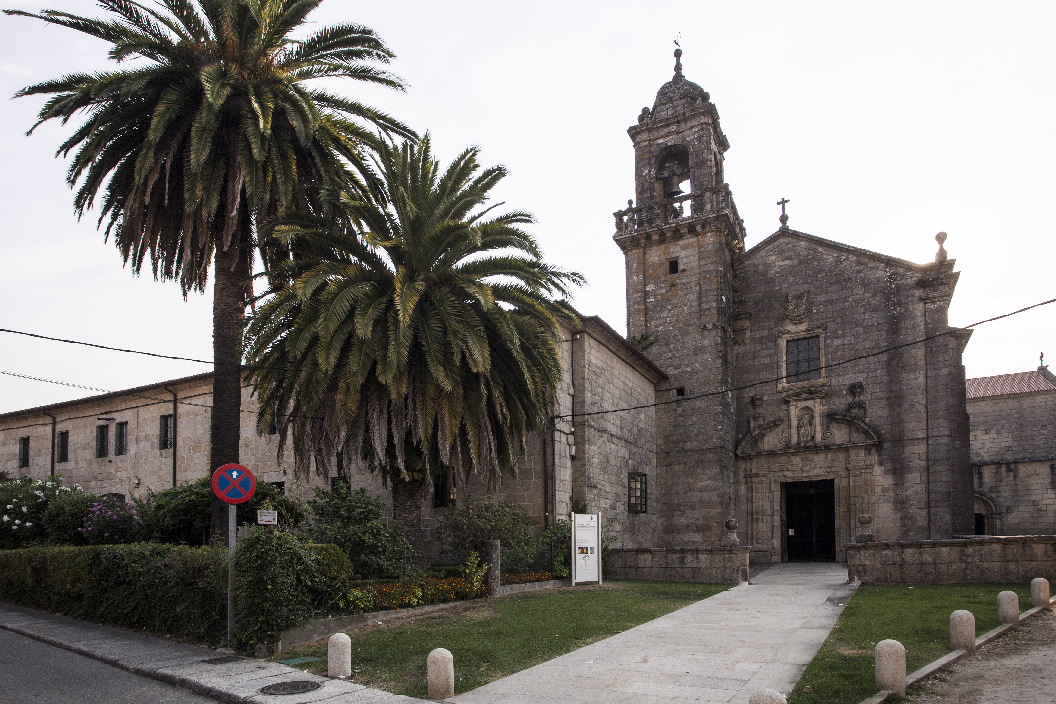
top-left (212, 464), bottom-right (256, 504)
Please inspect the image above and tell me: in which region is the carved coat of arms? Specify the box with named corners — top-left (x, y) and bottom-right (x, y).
top-left (785, 291), bottom-right (812, 324)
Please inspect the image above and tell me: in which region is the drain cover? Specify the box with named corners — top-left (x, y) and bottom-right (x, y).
top-left (259, 680), bottom-right (323, 696)
top-left (201, 655), bottom-right (243, 665)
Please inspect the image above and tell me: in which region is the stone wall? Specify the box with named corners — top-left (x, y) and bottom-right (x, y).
top-left (732, 232), bottom-right (973, 562)
top-left (846, 536), bottom-right (1056, 585)
top-left (968, 387), bottom-right (1056, 535)
top-left (570, 317), bottom-right (663, 549)
top-left (607, 546), bottom-right (751, 584)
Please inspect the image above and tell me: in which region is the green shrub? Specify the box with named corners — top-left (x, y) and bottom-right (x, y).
top-left (81, 497), bottom-right (142, 545)
top-left (234, 529), bottom-right (326, 651)
top-left (0, 543), bottom-right (226, 642)
top-left (138, 478), bottom-right (303, 546)
top-left (0, 477), bottom-right (82, 549)
top-left (539, 520), bottom-right (571, 577)
top-left (303, 485), bottom-right (414, 579)
top-left (43, 489), bottom-right (100, 545)
top-left (438, 498), bottom-right (539, 572)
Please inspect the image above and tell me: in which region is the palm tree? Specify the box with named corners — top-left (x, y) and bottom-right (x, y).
top-left (246, 135), bottom-right (582, 552)
top-left (6, 0), bottom-right (413, 542)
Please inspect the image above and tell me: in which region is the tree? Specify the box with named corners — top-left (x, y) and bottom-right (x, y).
top-left (246, 135), bottom-right (582, 552)
top-left (7, 0), bottom-right (413, 543)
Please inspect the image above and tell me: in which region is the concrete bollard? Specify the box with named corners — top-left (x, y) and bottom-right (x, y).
top-left (327, 632), bottom-right (352, 678)
top-left (949, 609), bottom-right (975, 653)
top-left (427, 647), bottom-right (455, 699)
top-left (748, 689), bottom-right (787, 704)
top-left (997, 590), bottom-right (1020, 626)
top-left (1031, 578), bottom-right (1050, 608)
top-left (485, 539), bottom-right (501, 596)
top-left (875, 639), bottom-right (907, 696)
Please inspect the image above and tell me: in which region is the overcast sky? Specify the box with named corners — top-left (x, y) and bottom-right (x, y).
top-left (1, 0), bottom-right (1053, 415)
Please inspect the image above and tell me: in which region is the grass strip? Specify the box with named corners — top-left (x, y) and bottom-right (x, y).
top-left (789, 583), bottom-right (1034, 704)
top-left (274, 579), bottom-right (727, 697)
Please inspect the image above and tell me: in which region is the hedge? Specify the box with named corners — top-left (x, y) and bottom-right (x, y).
top-left (0, 534), bottom-right (350, 650)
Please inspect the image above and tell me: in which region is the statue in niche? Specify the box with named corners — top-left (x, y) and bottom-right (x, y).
top-left (796, 407), bottom-right (816, 445)
top-left (848, 381), bottom-right (867, 418)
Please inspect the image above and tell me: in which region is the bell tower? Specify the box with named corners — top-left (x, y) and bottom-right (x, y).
top-left (613, 50), bottom-right (746, 546)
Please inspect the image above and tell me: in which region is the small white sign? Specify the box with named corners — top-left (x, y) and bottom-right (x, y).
top-left (257, 510), bottom-right (279, 526)
top-left (571, 512), bottom-right (602, 585)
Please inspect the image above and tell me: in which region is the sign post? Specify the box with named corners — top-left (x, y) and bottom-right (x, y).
top-left (571, 512), bottom-right (602, 585)
top-left (212, 464), bottom-right (256, 644)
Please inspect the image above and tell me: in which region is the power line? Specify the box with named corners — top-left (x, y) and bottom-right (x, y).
top-left (0, 328), bottom-right (213, 365)
top-left (551, 297), bottom-right (1056, 421)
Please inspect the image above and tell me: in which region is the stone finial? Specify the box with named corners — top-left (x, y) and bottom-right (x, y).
top-left (1031, 577), bottom-right (1050, 607)
top-left (777, 198), bottom-right (790, 229)
top-left (934, 231), bottom-right (948, 262)
top-left (328, 632), bottom-right (352, 678)
top-left (997, 590), bottom-right (1020, 625)
top-left (950, 609), bottom-right (976, 653)
top-left (427, 648), bottom-right (455, 699)
top-left (674, 47), bottom-right (683, 75)
top-left (875, 639), bottom-right (907, 696)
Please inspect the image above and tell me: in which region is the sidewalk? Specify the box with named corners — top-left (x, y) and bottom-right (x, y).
top-left (452, 562), bottom-right (855, 704)
top-left (0, 562), bottom-right (853, 703)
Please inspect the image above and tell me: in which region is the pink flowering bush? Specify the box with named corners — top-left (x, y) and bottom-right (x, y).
top-left (80, 496), bottom-right (141, 545)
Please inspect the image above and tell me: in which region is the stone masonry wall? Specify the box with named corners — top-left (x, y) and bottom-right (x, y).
top-left (846, 536), bottom-right (1056, 585)
top-left (732, 233), bottom-right (972, 557)
top-left (571, 322), bottom-right (659, 550)
top-left (607, 546), bottom-right (750, 584)
top-left (969, 388), bottom-right (1056, 535)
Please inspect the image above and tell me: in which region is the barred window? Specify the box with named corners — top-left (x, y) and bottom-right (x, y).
top-left (785, 335), bottom-right (821, 383)
top-left (17, 437), bottom-right (30, 469)
top-left (115, 422), bottom-right (129, 456)
top-left (57, 431), bottom-right (69, 464)
top-left (628, 472), bottom-right (647, 514)
top-left (159, 414), bottom-right (175, 450)
top-left (95, 425), bottom-right (109, 459)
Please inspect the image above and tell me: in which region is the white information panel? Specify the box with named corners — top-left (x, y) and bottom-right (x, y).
top-left (571, 512), bottom-right (602, 585)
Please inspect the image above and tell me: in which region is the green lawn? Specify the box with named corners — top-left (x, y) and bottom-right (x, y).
top-left (789, 583), bottom-right (1035, 704)
top-left (274, 580), bottom-right (728, 697)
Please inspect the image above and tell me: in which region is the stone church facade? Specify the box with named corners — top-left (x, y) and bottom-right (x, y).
top-left (2, 52), bottom-right (1030, 576)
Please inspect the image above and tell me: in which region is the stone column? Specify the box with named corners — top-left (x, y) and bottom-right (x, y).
top-left (997, 590), bottom-right (1020, 625)
top-left (427, 648), bottom-right (454, 699)
top-left (949, 610), bottom-right (975, 653)
top-left (328, 633), bottom-right (352, 678)
top-left (485, 539), bottom-right (501, 595)
top-left (1031, 578), bottom-right (1050, 607)
top-left (875, 639), bottom-right (906, 696)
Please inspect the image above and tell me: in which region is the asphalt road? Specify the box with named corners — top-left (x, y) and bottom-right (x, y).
top-left (0, 629), bottom-right (220, 704)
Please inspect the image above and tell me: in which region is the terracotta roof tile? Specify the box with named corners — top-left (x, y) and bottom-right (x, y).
top-left (966, 369), bottom-right (1056, 399)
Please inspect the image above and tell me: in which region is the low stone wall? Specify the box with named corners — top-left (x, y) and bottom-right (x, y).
top-left (607, 546), bottom-right (751, 584)
top-left (846, 535), bottom-right (1056, 585)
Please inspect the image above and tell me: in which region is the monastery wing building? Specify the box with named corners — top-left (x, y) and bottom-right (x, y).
top-left (3, 52), bottom-right (1052, 578)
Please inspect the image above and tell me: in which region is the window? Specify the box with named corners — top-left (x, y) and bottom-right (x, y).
top-left (17, 437), bottom-right (29, 469)
top-left (159, 414), bottom-right (174, 450)
top-left (95, 425), bottom-right (109, 458)
top-left (628, 472), bottom-right (647, 514)
top-left (668, 258), bottom-right (680, 275)
top-left (115, 422), bottom-right (129, 456)
top-left (57, 431), bottom-right (69, 463)
top-left (785, 335), bottom-right (821, 383)
top-left (270, 481), bottom-right (286, 494)
top-left (433, 470), bottom-right (457, 508)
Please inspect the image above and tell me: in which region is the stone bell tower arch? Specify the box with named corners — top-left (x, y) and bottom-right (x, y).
top-left (613, 49), bottom-right (747, 546)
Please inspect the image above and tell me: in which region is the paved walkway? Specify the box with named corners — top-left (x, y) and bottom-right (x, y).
top-left (0, 562), bottom-right (853, 703)
top-left (453, 562), bottom-right (855, 704)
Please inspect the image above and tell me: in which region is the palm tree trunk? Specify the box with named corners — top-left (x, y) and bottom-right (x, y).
top-left (391, 477), bottom-right (426, 567)
top-left (209, 243), bottom-right (249, 546)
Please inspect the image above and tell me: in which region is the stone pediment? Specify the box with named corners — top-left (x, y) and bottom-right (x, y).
top-left (736, 411), bottom-right (879, 457)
